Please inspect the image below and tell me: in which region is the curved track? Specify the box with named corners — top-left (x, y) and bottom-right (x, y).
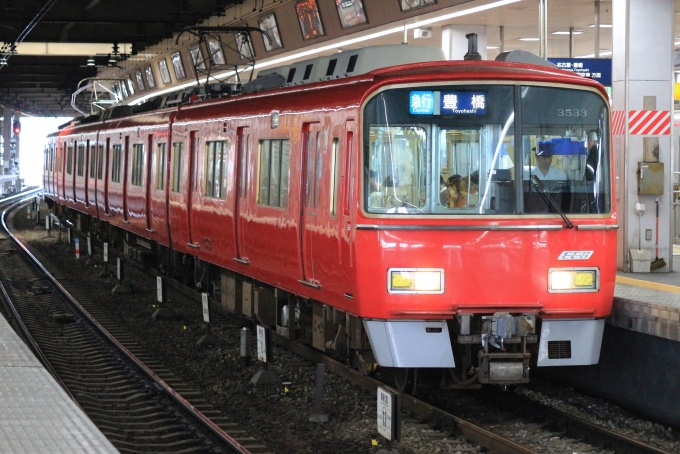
top-left (0, 195), bottom-right (267, 454)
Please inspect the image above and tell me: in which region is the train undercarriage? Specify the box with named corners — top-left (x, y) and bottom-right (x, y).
top-left (51, 206), bottom-right (570, 394)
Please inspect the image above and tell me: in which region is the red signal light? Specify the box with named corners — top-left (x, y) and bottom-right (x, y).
top-left (12, 120), bottom-right (20, 136)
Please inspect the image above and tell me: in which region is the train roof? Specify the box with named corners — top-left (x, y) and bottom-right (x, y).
top-left (49, 46), bottom-right (605, 137)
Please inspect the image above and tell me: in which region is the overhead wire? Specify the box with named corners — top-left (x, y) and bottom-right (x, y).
top-left (0, 0), bottom-right (60, 71)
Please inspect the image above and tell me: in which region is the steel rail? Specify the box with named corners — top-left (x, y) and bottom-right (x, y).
top-left (2, 198), bottom-right (252, 454)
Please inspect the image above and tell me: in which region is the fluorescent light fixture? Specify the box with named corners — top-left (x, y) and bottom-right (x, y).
top-left (486, 46), bottom-right (500, 49)
top-left (575, 51), bottom-right (613, 58)
top-left (131, 0), bottom-right (521, 105)
top-left (552, 31), bottom-right (583, 35)
top-left (675, 41), bottom-right (680, 46)
top-left (519, 38), bottom-right (539, 41)
top-left (588, 24), bottom-right (612, 27)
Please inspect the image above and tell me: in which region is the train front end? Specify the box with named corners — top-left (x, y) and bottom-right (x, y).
top-left (356, 72), bottom-right (615, 386)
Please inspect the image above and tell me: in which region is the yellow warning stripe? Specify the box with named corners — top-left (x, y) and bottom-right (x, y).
top-left (616, 275), bottom-right (680, 294)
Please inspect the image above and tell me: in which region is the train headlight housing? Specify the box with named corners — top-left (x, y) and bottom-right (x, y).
top-left (388, 268), bottom-right (444, 294)
top-left (548, 268), bottom-right (599, 293)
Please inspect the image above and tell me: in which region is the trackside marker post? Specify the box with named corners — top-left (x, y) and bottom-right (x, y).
top-left (240, 327), bottom-right (251, 369)
top-left (309, 364), bottom-right (328, 423)
top-left (377, 386), bottom-right (401, 442)
top-left (250, 325), bottom-right (280, 386)
top-left (74, 238), bottom-right (80, 259)
top-left (196, 292), bottom-right (219, 347)
top-left (156, 276), bottom-right (165, 303)
top-left (98, 242), bottom-right (113, 278)
top-left (111, 257), bottom-right (130, 294)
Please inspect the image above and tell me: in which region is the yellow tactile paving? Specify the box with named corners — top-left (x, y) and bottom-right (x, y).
top-left (616, 275), bottom-right (680, 294)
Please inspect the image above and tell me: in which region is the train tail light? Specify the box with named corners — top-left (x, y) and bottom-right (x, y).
top-left (388, 268), bottom-right (444, 294)
top-left (548, 268), bottom-right (599, 292)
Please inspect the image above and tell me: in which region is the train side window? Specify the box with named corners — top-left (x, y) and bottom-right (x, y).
top-left (238, 133), bottom-right (249, 198)
top-left (131, 144), bottom-right (144, 186)
top-left (111, 144), bottom-right (122, 183)
top-left (303, 64), bottom-right (313, 81)
top-left (97, 145), bottom-right (104, 180)
top-left (205, 140), bottom-right (227, 198)
top-left (171, 142), bottom-right (183, 192)
top-left (89, 144), bottom-right (97, 179)
top-left (330, 137), bottom-right (339, 216)
top-left (314, 132), bottom-right (323, 208)
top-left (156, 143), bottom-right (167, 190)
top-left (257, 139), bottom-right (290, 208)
top-left (66, 146), bottom-right (74, 175)
top-left (77, 144), bottom-right (85, 177)
top-left (304, 132), bottom-right (316, 208)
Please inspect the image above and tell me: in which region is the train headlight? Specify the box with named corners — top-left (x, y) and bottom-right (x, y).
top-left (548, 268), bottom-right (599, 293)
top-left (388, 268), bottom-right (444, 294)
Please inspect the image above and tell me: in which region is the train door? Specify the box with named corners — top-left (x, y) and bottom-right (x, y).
top-left (71, 143), bottom-right (77, 203)
top-left (340, 120), bottom-right (356, 277)
top-left (104, 138), bottom-right (110, 216)
top-left (87, 141), bottom-right (95, 209)
top-left (123, 135), bottom-right (129, 222)
top-left (299, 122), bottom-right (323, 287)
top-left (145, 134), bottom-right (153, 231)
top-left (60, 142), bottom-right (67, 203)
top-left (186, 130), bottom-right (198, 247)
top-left (233, 127), bottom-right (249, 263)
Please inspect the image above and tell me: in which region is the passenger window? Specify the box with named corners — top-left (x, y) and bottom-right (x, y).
top-left (205, 141), bottom-right (227, 198)
top-left (76, 145), bottom-right (85, 177)
top-left (258, 139), bottom-right (290, 208)
top-left (89, 145), bottom-right (97, 179)
top-left (111, 144), bottom-right (122, 183)
top-left (66, 146), bottom-right (74, 175)
top-left (171, 142), bottom-right (183, 192)
top-left (330, 138), bottom-right (339, 216)
top-left (156, 143), bottom-right (167, 189)
top-left (131, 144), bottom-right (144, 186)
top-left (97, 145), bottom-right (104, 180)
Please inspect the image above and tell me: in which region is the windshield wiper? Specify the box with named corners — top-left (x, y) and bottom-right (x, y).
top-left (530, 175), bottom-right (573, 229)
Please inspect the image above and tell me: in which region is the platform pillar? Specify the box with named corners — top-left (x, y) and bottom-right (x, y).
top-left (612, 0), bottom-right (674, 271)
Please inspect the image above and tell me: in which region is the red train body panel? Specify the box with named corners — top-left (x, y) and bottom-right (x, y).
top-left (45, 47), bottom-right (616, 386)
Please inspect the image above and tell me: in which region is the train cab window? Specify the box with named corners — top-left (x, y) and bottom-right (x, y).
top-left (257, 139), bottom-right (291, 208)
top-left (89, 144), bottom-right (97, 179)
top-left (520, 86), bottom-right (611, 215)
top-left (66, 146), bottom-right (74, 175)
top-left (97, 145), bottom-right (104, 180)
top-left (131, 144), bottom-right (145, 186)
top-left (362, 85), bottom-right (610, 215)
top-left (111, 144), bottom-right (122, 183)
top-left (156, 143), bottom-right (167, 190)
top-left (205, 141), bottom-right (227, 198)
top-left (303, 64), bottom-right (313, 81)
top-left (171, 142), bottom-right (184, 192)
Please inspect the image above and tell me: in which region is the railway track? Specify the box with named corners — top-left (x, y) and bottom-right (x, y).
top-left (4, 195), bottom-right (676, 454)
top-left (0, 195), bottom-right (268, 454)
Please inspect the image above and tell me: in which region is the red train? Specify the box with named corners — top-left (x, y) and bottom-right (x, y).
top-left (44, 44), bottom-right (616, 390)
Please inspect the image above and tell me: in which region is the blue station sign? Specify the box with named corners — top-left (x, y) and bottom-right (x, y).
top-left (547, 58), bottom-right (612, 87)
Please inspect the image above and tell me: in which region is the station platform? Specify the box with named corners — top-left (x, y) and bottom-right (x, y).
top-left (611, 246), bottom-right (680, 342)
top-left (0, 314), bottom-right (117, 453)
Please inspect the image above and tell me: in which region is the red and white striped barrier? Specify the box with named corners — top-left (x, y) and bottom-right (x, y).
top-left (611, 110), bottom-right (671, 135)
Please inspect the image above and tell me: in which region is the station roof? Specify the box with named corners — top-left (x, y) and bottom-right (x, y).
top-left (0, 0), bottom-right (234, 117)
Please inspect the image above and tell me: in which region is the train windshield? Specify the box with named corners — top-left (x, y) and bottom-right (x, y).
top-left (362, 84), bottom-right (610, 215)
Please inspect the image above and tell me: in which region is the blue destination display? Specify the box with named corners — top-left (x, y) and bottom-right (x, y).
top-left (409, 91), bottom-right (435, 115)
top-left (440, 91), bottom-right (487, 115)
top-left (547, 58), bottom-right (612, 87)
